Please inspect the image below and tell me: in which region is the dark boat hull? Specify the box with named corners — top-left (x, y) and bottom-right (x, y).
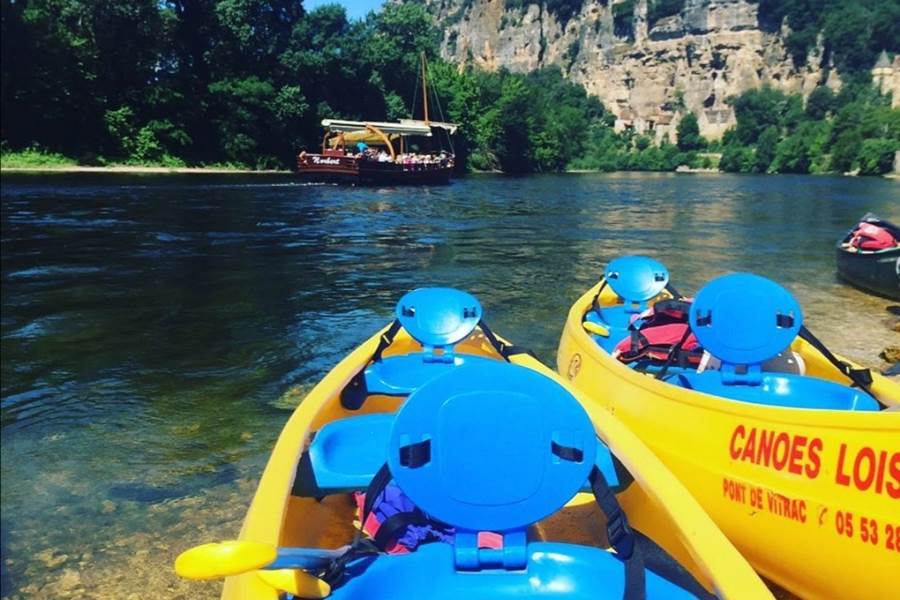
top-left (297, 153), bottom-right (452, 185)
top-left (835, 246), bottom-right (900, 300)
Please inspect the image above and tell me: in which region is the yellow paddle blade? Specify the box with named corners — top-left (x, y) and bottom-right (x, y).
top-left (175, 540), bottom-right (277, 580)
top-left (257, 569), bottom-right (331, 598)
top-left (582, 321), bottom-right (609, 337)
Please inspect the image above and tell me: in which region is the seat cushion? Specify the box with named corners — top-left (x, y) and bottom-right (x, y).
top-left (667, 372), bottom-right (880, 411)
top-left (293, 414), bottom-right (395, 496)
top-left (330, 541), bottom-right (700, 600)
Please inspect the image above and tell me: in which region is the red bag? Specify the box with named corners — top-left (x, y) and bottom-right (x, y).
top-left (849, 222), bottom-right (898, 250)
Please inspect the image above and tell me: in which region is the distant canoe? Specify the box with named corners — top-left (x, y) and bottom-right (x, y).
top-left (835, 214), bottom-right (900, 300)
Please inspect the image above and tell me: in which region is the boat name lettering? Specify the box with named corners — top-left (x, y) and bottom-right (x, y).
top-left (729, 425), bottom-right (822, 478)
top-left (722, 477), bottom-right (807, 523)
top-left (311, 156), bottom-right (341, 165)
top-left (835, 444), bottom-right (900, 498)
top-left (729, 425), bottom-right (900, 498)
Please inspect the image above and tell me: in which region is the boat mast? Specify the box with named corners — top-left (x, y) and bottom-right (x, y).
top-left (421, 52), bottom-right (430, 125)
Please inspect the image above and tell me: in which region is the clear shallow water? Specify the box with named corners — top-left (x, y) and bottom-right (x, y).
top-left (1, 172), bottom-right (898, 598)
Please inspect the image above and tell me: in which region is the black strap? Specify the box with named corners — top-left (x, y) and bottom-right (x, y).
top-left (589, 466), bottom-right (635, 559)
top-left (372, 509), bottom-right (431, 550)
top-left (589, 465), bottom-right (645, 599)
top-left (622, 540), bottom-right (647, 600)
top-left (319, 536), bottom-right (379, 585)
top-left (478, 320), bottom-right (537, 361)
top-left (362, 464), bottom-right (393, 527)
top-left (372, 319), bottom-right (403, 363)
top-left (655, 326), bottom-right (694, 381)
top-left (590, 279), bottom-right (609, 322)
top-left (665, 283), bottom-right (683, 300)
top-left (320, 463), bottom-right (393, 584)
top-left (798, 326), bottom-right (877, 399)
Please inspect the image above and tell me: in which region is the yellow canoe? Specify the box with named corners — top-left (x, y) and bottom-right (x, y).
top-left (558, 281), bottom-right (900, 600)
top-left (178, 289), bottom-right (770, 599)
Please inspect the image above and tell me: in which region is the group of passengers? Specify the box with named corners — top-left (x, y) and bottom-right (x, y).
top-left (354, 145), bottom-right (451, 167)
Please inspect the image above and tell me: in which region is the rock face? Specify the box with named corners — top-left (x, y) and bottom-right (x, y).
top-left (419, 0), bottom-right (851, 140)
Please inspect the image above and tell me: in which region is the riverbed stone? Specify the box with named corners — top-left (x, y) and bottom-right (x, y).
top-left (880, 346), bottom-right (900, 363)
top-left (35, 549), bottom-right (68, 569)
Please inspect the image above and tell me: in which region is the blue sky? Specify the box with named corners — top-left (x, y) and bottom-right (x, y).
top-left (305, 0), bottom-right (384, 20)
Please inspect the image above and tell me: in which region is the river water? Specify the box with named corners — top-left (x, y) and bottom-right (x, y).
top-left (1, 173), bottom-right (898, 598)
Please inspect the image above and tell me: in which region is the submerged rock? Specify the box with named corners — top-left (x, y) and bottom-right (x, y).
top-left (881, 346), bottom-right (900, 364)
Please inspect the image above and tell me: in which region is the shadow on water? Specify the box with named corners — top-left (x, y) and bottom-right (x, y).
top-left (107, 463), bottom-right (238, 503)
top-left (0, 172), bottom-right (898, 598)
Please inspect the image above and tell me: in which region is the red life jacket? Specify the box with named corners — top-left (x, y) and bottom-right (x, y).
top-left (849, 222), bottom-right (898, 250)
top-left (614, 300), bottom-right (702, 365)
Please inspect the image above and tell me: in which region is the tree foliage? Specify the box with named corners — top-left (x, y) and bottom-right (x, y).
top-left (720, 82), bottom-right (899, 176)
top-left (757, 0), bottom-right (899, 74)
top-left (2, 0), bottom-right (897, 175)
top-left (676, 112), bottom-right (703, 151)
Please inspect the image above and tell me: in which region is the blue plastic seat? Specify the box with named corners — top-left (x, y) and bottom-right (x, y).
top-left (666, 273), bottom-right (879, 412)
top-left (586, 256), bottom-right (670, 353)
top-left (294, 414), bottom-right (621, 497)
top-left (285, 362), bottom-right (709, 598)
top-left (325, 362), bottom-right (695, 598)
top-left (341, 288), bottom-right (486, 409)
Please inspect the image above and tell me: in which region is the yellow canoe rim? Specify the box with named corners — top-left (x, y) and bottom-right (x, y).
top-left (217, 326), bottom-right (771, 599)
top-left (557, 281), bottom-right (900, 600)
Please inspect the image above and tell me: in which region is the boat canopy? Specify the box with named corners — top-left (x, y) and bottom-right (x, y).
top-left (327, 130), bottom-right (399, 147)
top-left (398, 119), bottom-right (459, 135)
top-left (322, 119), bottom-right (459, 137)
top-left (321, 119), bottom-right (433, 137)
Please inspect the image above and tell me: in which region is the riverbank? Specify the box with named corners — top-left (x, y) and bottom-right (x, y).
top-left (2, 165), bottom-right (290, 175)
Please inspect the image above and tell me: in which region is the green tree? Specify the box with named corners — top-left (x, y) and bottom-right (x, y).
top-left (755, 126), bottom-right (779, 172)
top-left (493, 76), bottom-right (535, 173)
top-left (730, 87), bottom-right (789, 145)
top-left (676, 112), bottom-right (703, 151)
top-left (805, 86), bottom-right (835, 120)
top-left (719, 145), bottom-right (756, 173)
top-left (856, 138), bottom-right (898, 175)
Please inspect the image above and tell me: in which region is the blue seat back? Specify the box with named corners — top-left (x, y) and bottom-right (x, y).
top-left (342, 288), bottom-right (484, 409)
top-left (388, 362), bottom-right (596, 569)
top-left (689, 273), bottom-right (801, 385)
top-left (604, 256), bottom-right (669, 314)
top-left (396, 288), bottom-right (482, 357)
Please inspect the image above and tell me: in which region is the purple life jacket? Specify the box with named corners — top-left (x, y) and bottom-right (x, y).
top-left (355, 483), bottom-right (502, 554)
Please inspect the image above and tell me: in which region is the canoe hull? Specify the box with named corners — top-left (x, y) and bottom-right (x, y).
top-left (221, 327), bottom-right (769, 599)
top-left (557, 284), bottom-right (900, 600)
top-left (835, 246), bottom-right (900, 300)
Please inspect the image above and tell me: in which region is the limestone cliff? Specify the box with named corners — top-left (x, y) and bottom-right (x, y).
top-left (417, 0), bottom-right (897, 140)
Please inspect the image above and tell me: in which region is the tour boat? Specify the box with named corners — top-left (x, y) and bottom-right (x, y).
top-left (297, 55), bottom-right (456, 185)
